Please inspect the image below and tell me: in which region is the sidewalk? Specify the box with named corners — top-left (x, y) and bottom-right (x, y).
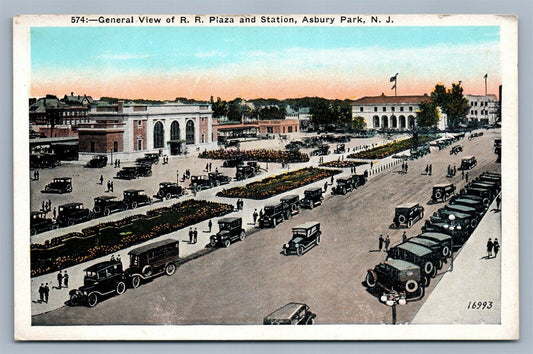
top-left (410, 197), bottom-right (501, 324)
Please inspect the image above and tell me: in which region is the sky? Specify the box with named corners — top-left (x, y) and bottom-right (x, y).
top-left (30, 26), bottom-right (501, 100)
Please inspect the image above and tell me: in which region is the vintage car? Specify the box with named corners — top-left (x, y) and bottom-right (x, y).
top-left (280, 195), bottom-right (300, 216)
top-left (476, 172), bottom-right (501, 187)
top-left (30, 153), bottom-right (61, 169)
top-left (285, 142), bottom-right (301, 152)
top-left (365, 259), bottom-right (424, 296)
top-left (263, 302), bottom-right (316, 325)
top-left (222, 156), bottom-right (244, 168)
top-left (469, 181), bottom-right (500, 197)
top-left (351, 173), bottom-right (367, 187)
top-left (387, 242), bottom-right (440, 283)
top-left (43, 177), bottom-right (72, 194)
top-left (122, 189), bottom-right (152, 209)
top-left (115, 167), bottom-right (139, 180)
top-left (85, 155), bottom-right (108, 168)
top-left (208, 171), bottom-right (231, 186)
top-left (333, 143), bottom-right (346, 154)
top-left (156, 182), bottom-right (186, 199)
top-left (69, 259), bottom-right (127, 307)
top-left (135, 153), bottom-right (160, 165)
top-left (443, 204), bottom-right (480, 223)
top-left (56, 202), bottom-right (93, 227)
top-left (225, 140), bottom-right (240, 148)
top-left (449, 145), bottom-right (463, 155)
top-left (392, 203), bottom-right (424, 228)
top-left (417, 232), bottom-right (454, 259)
top-left (30, 211), bottom-right (58, 236)
top-left (431, 183), bottom-right (456, 203)
top-left (126, 239), bottom-right (180, 288)
top-left (460, 156), bottom-right (477, 170)
top-left (282, 222), bottom-right (321, 256)
top-left (332, 177), bottom-right (353, 195)
top-left (190, 175), bottom-right (214, 191)
top-left (449, 196), bottom-right (487, 214)
top-left (92, 196), bottom-right (125, 216)
top-left (460, 186), bottom-right (493, 206)
top-left (310, 144), bottom-right (330, 156)
top-left (300, 187), bottom-right (324, 209)
top-left (259, 202), bottom-right (289, 228)
top-left (235, 165), bottom-right (258, 181)
top-left (209, 217), bottom-right (246, 248)
top-left (133, 163), bottom-right (153, 177)
top-left (410, 144), bottom-right (430, 159)
top-left (422, 210), bottom-right (473, 244)
top-left (402, 238), bottom-right (448, 269)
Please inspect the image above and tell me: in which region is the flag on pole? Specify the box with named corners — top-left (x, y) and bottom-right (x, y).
top-left (391, 84), bottom-right (396, 90)
top-left (390, 73), bottom-right (398, 82)
top-left (484, 73), bottom-right (488, 79)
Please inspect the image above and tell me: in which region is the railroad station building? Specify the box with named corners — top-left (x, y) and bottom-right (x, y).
top-left (77, 101), bottom-right (215, 161)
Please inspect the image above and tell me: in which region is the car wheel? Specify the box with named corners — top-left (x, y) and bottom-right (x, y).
top-left (52, 224), bottom-right (59, 230)
top-left (307, 318), bottom-right (315, 325)
top-left (131, 275), bottom-right (141, 289)
top-left (239, 231), bottom-right (246, 241)
top-left (398, 215), bottom-right (406, 224)
top-left (224, 239), bottom-right (231, 248)
top-left (165, 263), bottom-right (176, 276)
top-left (142, 265), bottom-right (153, 278)
top-left (422, 276), bottom-right (431, 287)
top-left (210, 239), bottom-right (217, 247)
top-left (424, 262), bottom-right (434, 276)
top-left (157, 190), bottom-right (165, 198)
top-left (30, 228), bottom-right (37, 236)
top-left (316, 235), bottom-right (321, 246)
top-left (405, 279), bottom-right (419, 293)
top-left (442, 246), bottom-right (451, 258)
top-left (165, 193), bottom-right (172, 200)
top-left (103, 208), bottom-right (111, 216)
top-left (87, 293), bottom-right (98, 307)
top-left (93, 206), bottom-right (101, 214)
top-left (116, 281), bottom-right (126, 295)
top-left (131, 201), bottom-right (138, 209)
top-left (45, 186), bottom-right (51, 192)
top-left (436, 259), bottom-right (443, 270)
top-left (365, 270), bottom-right (377, 288)
top-left (297, 246), bottom-right (303, 256)
top-left (407, 219), bottom-right (413, 228)
top-left (66, 185), bottom-right (72, 192)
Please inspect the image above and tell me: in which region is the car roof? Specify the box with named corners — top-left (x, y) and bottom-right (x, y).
top-left (84, 260), bottom-right (121, 272)
top-left (419, 232), bottom-right (452, 242)
top-left (462, 156), bottom-right (474, 160)
top-left (123, 189), bottom-right (144, 192)
top-left (54, 177), bottom-right (71, 179)
top-left (385, 259), bottom-right (420, 271)
top-left (395, 242), bottom-right (433, 257)
top-left (218, 217), bottom-right (241, 223)
top-left (446, 204), bottom-right (476, 212)
top-left (264, 302), bottom-right (306, 320)
top-left (407, 238), bottom-right (438, 248)
top-left (159, 182), bottom-right (174, 185)
top-left (293, 222), bottom-right (320, 230)
top-left (280, 194), bottom-right (298, 201)
top-left (439, 209), bottom-right (471, 219)
top-left (59, 202), bottom-right (83, 207)
top-left (434, 183), bottom-right (453, 188)
top-left (306, 187), bottom-right (323, 192)
top-left (94, 195), bottom-right (117, 201)
top-left (31, 211), bottom-right (47, 216)
top-left (265, 202), bottom-right (282, 208)
top-left (396, 202), bottom-right (419, 209)
top-left (128, 239), bottom-right (178, 256)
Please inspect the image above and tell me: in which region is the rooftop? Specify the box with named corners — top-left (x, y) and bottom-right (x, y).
top-left (353, 93), bottom-right (430, 105)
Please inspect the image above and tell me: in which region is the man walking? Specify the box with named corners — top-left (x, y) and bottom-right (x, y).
top-left (193, 228), bottom-right (198, 244)
top-left (44, 283), bottom-right (49, 303)
top-left (496, 195), bottom-right (501, 211)
top-left (208, 219), bottom-right (212, 233)
top-left (493, 238), bottom-right (500, 257)
top-left (402, 231), bottom-right (407, 243)
top-left (429, 164), bottom-right (432, 176)
top-left (39, 283), bottom-right (44, 303)
top-left (188, 227), bottom-right (193, 244)
top-left (99, 175), bottom-right (104, 185)
top-left (63, 270), bottom-right (69, 288)
top-left (57, 270), bottom-right (63, 289)
top-left (253, 209), bottom-right (258, 225)
top-left (465, 172), bottom-right (469, 183)
top-left (487, 238), bottom-right (494, 259)
top-left (110, 181), bottom-right (114, 192)
top-left (378, 235), bottom-right (384, 252)
top-left (461, 170), bottom-right (465, 180)
top-left (385, 235), bottom-right (391, 252)
top-left (53, 207), bottom-right (56, 220)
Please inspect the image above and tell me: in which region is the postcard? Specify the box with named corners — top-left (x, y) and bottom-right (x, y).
top-left (13, 14), bottom-right (518, 340)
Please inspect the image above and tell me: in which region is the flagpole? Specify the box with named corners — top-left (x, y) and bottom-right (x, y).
top-left (484, 74), bottom-right (488, 96)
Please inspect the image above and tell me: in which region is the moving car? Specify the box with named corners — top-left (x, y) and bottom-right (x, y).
top-left (156, 182), bottom-right (186, 200)
top-left (135, 153), bottom-right (160, 165)
top-left (235, 165), bottom-right (258, 181)
top-left (208, 171), bottom-right (231, 186)
top-left (190, 175), bottom-right (214, 191)
top-left (115, 167), bottom-right (139, 180)
top-left (222, 156), bottom-right (244, 168)
top-left (332, 177), bottom-right (353, 195)
top-left (85, 155), bottom-right (108, 168)
top-left (300, 188), bottom-right (324, 209)
top-left (122, 189), bottom-right (152, 209)
top-left (460, 156), bottom-right (477, 170)
top-left (56, 202), bottom-right (93, 227)
top-left (209, 217), bottom-right (246, 248)
top-left (92, 196), bottom-right (126, 216)
top-left (280, 195), bottom-right (300, 216)
top-left (392, 203), bottom-right (424, 228)
top-left (263, 302), bottom-right (316, 325)
top-left (30, 211), bottom-right (58, 235)
top-left (334, 143), bottom-right (346, 154)
top-left (431, 183), bottom-right (456, 203)
top-left (449, 145), bottom-right (463, 155)
top-left (259, 202), bottom-right (289, 228)
top-left (282, 222), bottom-right (321, 256)
top-left (42, 177), bottom-right (72, 194)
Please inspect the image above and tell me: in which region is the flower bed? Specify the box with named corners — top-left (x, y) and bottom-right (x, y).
top-left (30, 200), bottom-right (233, 277)
top-left (347, 136), bottom-right (436, 160)
top-left (319, 160), bottom-right (368, 169)
top-left (216, 167), bottom-right (340, 200)
top-left (199, 148), bottom-right (309, 163)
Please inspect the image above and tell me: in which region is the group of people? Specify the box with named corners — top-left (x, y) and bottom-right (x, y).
top-left (113, 159), bottom-right (121, 168)
top-left (401, 161), bottom-right (409, 174)
top-left (32, 170), bottom-right (40, 181)
top-left (252, 208), bottom-right (265, 225)
top-left (188, 227), bottom-right (198, 244)
top-left (446, 164), bottom-right (457, 177)
top-left (180, 169), bottom-right (191, 182)
top-left (41, 199), bottom-right (52, 213)
top-left (486, 238), bottom-right (500, 259)
top-left (236, 199), bottom-right (244, 211)
top-left (424, 164), bottom-right (433, 175)
top-left (204, 162), bottom-right (213, 172)
top-left (461, 170), bottom-right (469, 182)
top-left (37, 269), bottom-right (69, 304)
top-left (161, 155), bottom-right (169, 165)
top-left (106, 180), bottom-right (114, 192)
top-left (378, 234), bottom-right (391, 252)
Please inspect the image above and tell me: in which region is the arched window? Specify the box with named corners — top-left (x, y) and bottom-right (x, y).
top-left (373, 115), bottom-right (380, 128)
top-left (153, 121), bottom-right (164, 149)
top-left (186, 120), bottom-right (195, 144)
top-left (170, 121), bottom-right (180, 141)
top-left (399, 115), bottom-right (406, 129)
top-left (391, 115), bottom-right (397, 128)
top-left (408, 115), bottom-right (416, 129)
top-left (381, 115), bottom-right (389, 128)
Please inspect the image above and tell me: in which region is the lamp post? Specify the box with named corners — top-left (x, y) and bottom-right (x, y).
top-left (448, 214), bottom-right (456, 272)
top-left (380, 289), bottom-right (407, 324)
top-left (109, 148), bottom-right (113, 166)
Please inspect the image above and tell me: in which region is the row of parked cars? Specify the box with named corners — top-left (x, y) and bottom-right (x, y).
top-left (364, 171), bottom-right (501, 301)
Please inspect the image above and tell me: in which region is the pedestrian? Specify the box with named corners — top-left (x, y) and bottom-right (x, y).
top-left (44, 283), bottom-right (49, 303)
top-left (465, 172), bottom-right (469, 183)
top-left (259, 209), bottom-right (264, 218)
top-left (45, 201), bottom-right (49, 213)
top-left (39, 283), bottom-right (44, 303)
top-left (405, 163), bottom-right (408, 173)
top-left (117, 159), bottom-right (120, 167)
top-left (253, 209), bottom-right (258, 225)
top-left (208, 219), bottom-right (212, 232)
top-left (35, 170), bottom-right (39, 181)
top-left (402, 161), bottom-right (405, 172)
top-left (189, 227), bottom-right (193, 244)
top-left (402, 231), bottom-right (407, 243)
top-left (177, 170), bottom-right (180, 183)
top-left (114, 160), bottom-right (117, 168)
top-left (41, 201), bottom-right (45, 212)
top-left (209, 163), bottom-right (212, 172)
top-left (205, 163), bottom-right (209, 172)
top-left (330, 175), bottom-right (334, 184)
top-left (493, 238), bottom-right (500, 257)
top-left (496, 195), bottom-right (501, 211)
top-left (99, 175), bottom-right (104, 185)
top-left (117, 254), bottom-right (121, 263)
top-left (453, 165), bottom-right (456, 175)
top-left (110, 181), bottom-right (114, 192)
top-left (324, 182), bottom-right (328, 192)
top-left (378, 235), bottom-right (384, 252)
top-left (106, 180), bottom-right (110, 192)
top-left (486, 238), bottom-right (494, 259)
top-left (53, 207), bottom-right (56, 220)
top-left (461, 170), bottom-right (465, 180)
top-left (385, 235), bottom-right (391, 252)
top-left (63, 270), bottom-right (69, 288)
top-left (425, 164), bottom-right (429, 175)
top-left (48, 199), bottom-right (51, 211)
top-left (429, 164), bottom-right (432, 176)
top-left (194, 228), bottom-right (198, 244)
top-left (57, 270), bottom-right (63, 288)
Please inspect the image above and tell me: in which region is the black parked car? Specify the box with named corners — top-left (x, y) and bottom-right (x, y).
top-left (300, 187), bottom-right (324, 209)
top-left (387, 242), bottom-right (440, 284)
top-left (85, 155), bottom-right (108, 168)
top-left (431, 183), bottom-right (456, 203)
top-left (208, 171), bottom-right (231, 186)
top-left (280, 195), bottom-right (300, 216)
top-left (93, 196), bottom-right (125, 216)
top-left (460, 186), bottom-right (493, 206)
top-left (69, 259), bottom-right (127, 307)
top-left (156, 182), bottom-right (186, 199)
top-left (392, 203), bottom-right (424, 228)
top-left (115, 167), bottom-right (139, 180)
top-left (123, 189), bottom-right (152, 209)
top-left (259, 202), bottom-right (289, 228)
top-left (332, 177), bottom-right (353, 195)
top-left (190, 175), bottom-right (213, 192)
top-left (417, 232), bottom-right (454, 259)
top-left (222, 156), bottom-right (244, 167)
top-left (235, 165), bottom-right (258, 181)
top-left (351, 173), bottom-right (367, 187)
top-left (263, 302), bottom-right (316, 325)
top-left (136, 153), bottom-right (160, 165)
top-left (209, 217), bottom-right (246, 248)
top-left (449, 196), bottom-right (487, 214)
top-left (365, 259), bottom-right (424, 297)
top-left (422, 210), bottom-right (473, 244)
top-left (282, 222), bottom-right (321, 256)
top-left (30, 211), bottom-right (58, 236)
top-left (126, 239), bottom-right (180, 288)
top-left (42, 177), bottom-right (72, 194)
top-left (133, 163), bottom-right (153, 177)
top-left (460, 156), bottom-right (477, 170)
top-left (333, 143), bottom-right (346, 154)
top-left (31, 153), bottom-right (61, 169)
top-left (310, 144), bottom-right (330, 156)
top-left (449, 145), bottom-right (463, 155)
top-left (56, 202), bottom-right (93, 227)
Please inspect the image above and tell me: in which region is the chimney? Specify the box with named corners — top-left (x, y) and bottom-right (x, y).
top-left (117, 101), bottom-right (124, 113)
top-left (71, 92), bottom-right (73, 96)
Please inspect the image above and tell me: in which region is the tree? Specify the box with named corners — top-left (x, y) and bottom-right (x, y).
top-left (352, 116), bottom-right (366, 130)
top-left (211, 97), bottom-right (228, 118)
top-left (428, 82), bottom-right (469, 128)
top-left (227, 100), bottom-right (242, 122)
top-left (416, 101), bottom-right (440, 127)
